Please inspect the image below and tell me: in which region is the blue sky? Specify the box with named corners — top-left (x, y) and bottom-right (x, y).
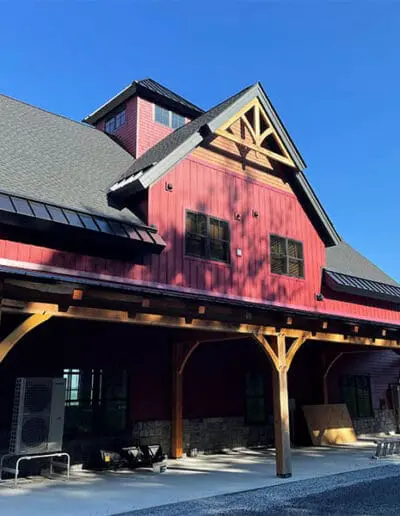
top-left (1, 1), bottom-right (399, 281)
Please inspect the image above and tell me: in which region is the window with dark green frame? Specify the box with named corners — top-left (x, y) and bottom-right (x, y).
top-left (270, 235), bottom-right (304, 278)
top-left (185, 210), bottom-right (230, 263)
top-left (340, 375), bottom-right (373, 418)
top-left (63, 368), bottom-right (128, 437)
top-left (104, 107), bottom-right (126, 133)
top-left (245, 373), bottom-right (266, 424)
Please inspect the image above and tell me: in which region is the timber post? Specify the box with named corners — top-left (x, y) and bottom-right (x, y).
top-left (272, 333), bottom-right (292, 478)
top-left (171, 341), bottom-right (183, 459)
top-left (252, 330), bottom-right (310, 478)
top-left (170, 340), bottom-right (201, 459)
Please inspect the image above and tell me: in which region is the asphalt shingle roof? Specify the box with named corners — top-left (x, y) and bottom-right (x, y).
top-left (114, 85), bottom-right (252, 184)
top-left (0, 93), bottom-right (140, 225)
top-left (326, 241), bottom-right (399, 287)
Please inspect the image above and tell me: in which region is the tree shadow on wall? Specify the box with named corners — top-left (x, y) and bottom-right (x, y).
top-left (42, 171), bottom-right (305, 307)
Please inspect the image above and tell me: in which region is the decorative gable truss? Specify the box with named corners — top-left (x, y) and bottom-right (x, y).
top-left (214, 98), bottom-right (296, 170)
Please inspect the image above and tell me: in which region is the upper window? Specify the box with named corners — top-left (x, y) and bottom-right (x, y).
top-left (270, 235), bottom-right (304, 278)
top-left (185, 210), bottom-right (230, 263)
top-left (104, 107), bottom-right (126, 133)
top-left (154, 105), bottom-right (185, 129)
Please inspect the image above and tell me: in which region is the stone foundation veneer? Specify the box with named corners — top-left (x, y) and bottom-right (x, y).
top-left (132, 417), bottom-right (274, 456)
top-left (353, 409), bottom-right (398, 436)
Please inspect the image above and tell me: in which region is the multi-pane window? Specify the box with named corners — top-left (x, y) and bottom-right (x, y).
top-left (104, 107), bottom-right (126, 133)
top-left (245, 373), bottom-right (266, 424)
top-left (270, 235), bottom-right (304, 278)
top-left (154, 105), bottom-right (185, 129)
top-left (63, 368), bottom-right (128, 437)
top-left (340, 375), bottom-right (373, 419)
top-left (185, 210), bottom-right (230, 263)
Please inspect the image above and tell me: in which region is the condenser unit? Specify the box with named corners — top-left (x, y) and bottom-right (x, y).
top-left (9, 377), bottom-right (66, 455)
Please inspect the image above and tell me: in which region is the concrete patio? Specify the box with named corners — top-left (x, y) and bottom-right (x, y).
top-left (0, 443), bottom-right (399, 516)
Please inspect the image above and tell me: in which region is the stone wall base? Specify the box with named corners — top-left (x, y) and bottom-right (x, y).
top-left (132, 417), bottom-right (274, 455)
top-left (353, 409), bottom-right (398, 435)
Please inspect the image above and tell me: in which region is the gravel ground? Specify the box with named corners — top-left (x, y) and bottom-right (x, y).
top-left (115, 464), bottom-right (400, 515)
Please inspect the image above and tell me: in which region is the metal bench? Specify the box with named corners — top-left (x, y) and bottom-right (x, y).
top-left (373, 438), bottom-right (400, 459)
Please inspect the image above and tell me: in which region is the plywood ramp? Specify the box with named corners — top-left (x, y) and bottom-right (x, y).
top-left (302, 404), bottom-right (357, 445)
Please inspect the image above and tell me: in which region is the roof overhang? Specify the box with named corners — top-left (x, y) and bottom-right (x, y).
top-left (83, 81), bottom-right (203, 125)
top-left (0, 191), bottom-right (165, 259)
top-left (324, 269), bottom-right (400, 305)
top-left (0, 264), bottom-right (399, 333)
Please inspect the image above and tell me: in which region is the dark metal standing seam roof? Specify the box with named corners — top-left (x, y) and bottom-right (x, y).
top-left (83, 78), bottom-right (204, 125)
top-left (324, 269), bottom-right (400, 304)
top-left (0, 92), bottom-right (141, 225)
top-left (137, 79), bottom-right (204, 114)
top-left (0, 191), bottom-right (165, 250)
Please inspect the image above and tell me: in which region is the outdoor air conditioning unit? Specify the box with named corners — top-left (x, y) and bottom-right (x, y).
top-left (9, 377), bottom-right (66, 455)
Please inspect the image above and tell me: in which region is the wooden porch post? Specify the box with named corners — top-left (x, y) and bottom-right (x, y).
top-left (171, 342), bottom-right (183, 459)
top-left (253, 331), bottom-right (309, 478)
top-left (272, 333), bottom-right (292, 478)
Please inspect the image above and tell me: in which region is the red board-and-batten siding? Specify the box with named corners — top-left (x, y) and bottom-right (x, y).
top-left (0, 95), bottom-right (397, 325)
top-left (95, 96), bottom-right (192, 159)
top-left (0, 148), bottom-right (398, 325)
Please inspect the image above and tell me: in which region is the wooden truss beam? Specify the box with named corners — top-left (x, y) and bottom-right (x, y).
top-left (215, 98), bottom-right (296, 168)
top-left (170, 334), bottom-right (250, 458)
top-left (2, 301), bottom-right (399, 349)
top-left (0, 313), bottom-right (52, 363)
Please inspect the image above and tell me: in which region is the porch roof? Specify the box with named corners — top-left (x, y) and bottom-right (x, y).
top-left (0, 191), bottom-right (165, 257)
top-left (324, 269), bottom-right (400, 304)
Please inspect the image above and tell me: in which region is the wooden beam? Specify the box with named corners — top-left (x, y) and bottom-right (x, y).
top-left (2, 300), bottom-right (399, 350)
top-left (72, 289), bottom-right (84, 301)
top-left (171, 342), bottom-right (183, 459)
top-left (251, 333), bottom-right (279, 370)
top-left (0, 313), bottom-right (52, 363)
top-left (272, 334), bottom-right (292, 478)
top-left (215, 97), bottom-right (296, 168)
top-left (177, 341), bottom-right (200, 375)
top-left (215, 129), bottom-right (295, 168)
top-left (323, 352), bottom-right (343, 404)
top-left (280, 328), bottom-right (398, 349)
top-left (286, 332), bottom-right (311, 369)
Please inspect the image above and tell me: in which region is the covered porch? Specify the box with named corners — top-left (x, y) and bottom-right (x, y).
top-left (0, 268), bottom-right (399, 479)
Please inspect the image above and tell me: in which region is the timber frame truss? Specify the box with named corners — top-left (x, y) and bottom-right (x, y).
top-left (215, 98), bottom-right (297, 169)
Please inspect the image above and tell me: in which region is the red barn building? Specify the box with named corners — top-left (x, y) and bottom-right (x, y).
top-left (0, 79), bottom-right (399, 477)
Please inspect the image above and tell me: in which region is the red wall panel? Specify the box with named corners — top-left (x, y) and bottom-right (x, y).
top-left (0, 150), bottom-right (398, 325)
top-left (96, 97), bottom-right (138, 157)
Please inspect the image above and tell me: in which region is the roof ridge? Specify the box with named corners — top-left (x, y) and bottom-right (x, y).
top-left (0, 92), bottom-right (100, 133)
top-left (137, 78), bottom-right (204, 113)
